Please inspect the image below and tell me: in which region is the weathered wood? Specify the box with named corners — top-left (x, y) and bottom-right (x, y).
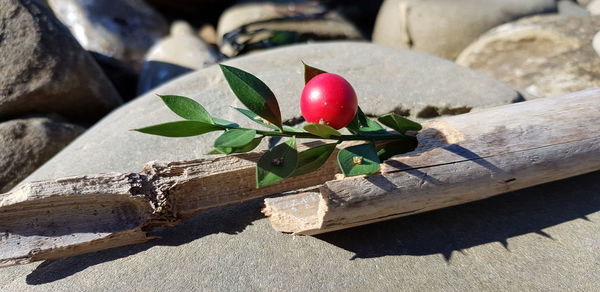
top-left (263, 89), bottom-right (600, 235)
top-left (0, 142), bottom-right (344, 267)
top-left (3, 89), bottom-right (599, 267)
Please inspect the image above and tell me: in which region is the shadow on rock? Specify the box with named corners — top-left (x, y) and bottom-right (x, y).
top-left (25, 197), bottom-right (265, 285)
top-left (317, 171), bottom-right (600, 262)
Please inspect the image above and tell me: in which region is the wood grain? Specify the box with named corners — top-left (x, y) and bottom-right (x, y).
top-left (264, 89), bottom-right (600, 235)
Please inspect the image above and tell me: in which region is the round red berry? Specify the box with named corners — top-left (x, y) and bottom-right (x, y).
top-left (300, 73), bottom-right (358, 130)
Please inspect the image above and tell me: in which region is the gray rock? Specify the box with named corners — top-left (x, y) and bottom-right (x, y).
top-left (137, 21), bottom-right (219, 95)
top-left (0, 0), bottom-right (122, 122)
top-left (47, 0), bottom-right (169, 70)
top-left (558, 0), bottom-right (591, 15)
top-left (594, 31), bottom-right (600, 56)
top-left (372, 0), bottom-right (557, 60)
top-left (217, 0), bottom-right (364, 57)
top-left (0, 115), bottom-right (84, 192)
top-left (2, 161), bottom-right (600, 290)
top-left (457, 15), bottom-right (600, 98)
top-left (589, 0), bottom-right (600, 14)
top-left (19, 41), bottom-right (520, 184)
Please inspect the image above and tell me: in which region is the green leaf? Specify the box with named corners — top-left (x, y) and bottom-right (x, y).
top-left (214, 129), bottom-right (256, 148)
top-left (234, 107), bottom-right (279, 130)
top-left (303, 61), bottom-right (327, 84)
top-left (377, 137), bottom-right (419, 161)
top-left (359, 119), bottom-right (388, 136)
top-left (377, 113), bottom-right (422, 134)
top-left (346, 106), bottom-right (368, 134)
top-left (337, 143), bottom-right (381, 177)
top-left (303, 123), bottom-right (341, 138)
top-left (256, 137), bottom-right (298, 188)
top-left (134, 121), bottom-right (222, 137)
top-left (212, 117), bottom-right (239, 128)
top-left (159, 95), bottom-right (214, 124)
top-left (220, 64), bottom-right (282, 129)
top-left (291, 143), bottom-right (337, 177)
top-left (212, 137), bottom-right (263, 154)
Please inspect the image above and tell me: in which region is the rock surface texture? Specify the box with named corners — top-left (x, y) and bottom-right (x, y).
top-left (0, 115), bottom-right (84, 192)
top-left (1, 42), bottom-right (598, 291)
top-left (0, 0), bottom-right (122, 122)
top-left (19, 42), bottom-right (521, 183)
top-left (594, 31), bottom-right (600, 56)
top-left (589, 0), bottom-right (600, 14)
top-left (372, 0), bottom-right (557, 60)
top-left (217, 0), bottom-right (363, 56)
top-left (47, 0), bottom-right (168, 70)
top-left (138, 21), bottom-right (219, 94)
top-left (457, 15), bottom-right (600, 98)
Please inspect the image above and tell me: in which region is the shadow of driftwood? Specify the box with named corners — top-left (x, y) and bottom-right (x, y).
top-left (317, 171), bottom-right (600, 262)
top-left (25, 197), bottom-right (265, 285)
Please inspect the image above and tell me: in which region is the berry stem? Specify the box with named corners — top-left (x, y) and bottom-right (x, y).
top-left (222, 125), bottom-right (414, 142)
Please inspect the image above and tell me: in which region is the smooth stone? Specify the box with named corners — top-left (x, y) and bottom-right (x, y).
top-left (137, 21), bottom-right (219, 95)
top-left (589, 0), bottom-right (600, 14)
top-left (594, 31), bottom-right (600, 56)
top-left (198, 23), bottom-right (218, 45)
top-left (457, 15), bottom-right (600, 98)
top-left (18, 41), bottom-right (521, 184)
top-left (372, 0), bottom-right (557, 60)
top-left (558, 0), bottom-right (591, 15)
top-left (0, 115), bottom-right (84, 192)
top-left (47, 0), bottom-right (168, 70)
top-left (0, 0), bottom-right (122, 123)
top-left (3, 164), bottom-right (600, 290)
top-left (217, 0), bottom-right (364, 57)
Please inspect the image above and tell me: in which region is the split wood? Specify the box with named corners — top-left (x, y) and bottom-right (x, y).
top-left (1, 89), bottom-right (599, 267)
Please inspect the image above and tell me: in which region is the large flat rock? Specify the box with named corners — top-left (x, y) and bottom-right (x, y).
top-left (20, 41), bottom-right (521, 183)
top-left (2, 171), bottom-right (599, 290)
top-left (2, 42), bottom-right (598, 290)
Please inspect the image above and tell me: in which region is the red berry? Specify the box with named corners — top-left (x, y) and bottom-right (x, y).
top-left (300, 73), bottom-right (358, 130)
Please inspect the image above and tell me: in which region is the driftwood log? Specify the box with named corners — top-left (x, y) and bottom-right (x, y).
top-left (0, 142), bottom-right (349, 267)
top-left (1, 89), bottom-right (599, 267)
top-left (263, 89), bottom-right (600, 235)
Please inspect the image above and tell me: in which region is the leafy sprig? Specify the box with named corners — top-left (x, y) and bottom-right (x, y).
top-left (135, 63), bottom-right (422, 188)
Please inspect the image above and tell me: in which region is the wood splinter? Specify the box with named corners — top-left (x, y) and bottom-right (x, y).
top-left (1, 89), bottom-right (599, 267)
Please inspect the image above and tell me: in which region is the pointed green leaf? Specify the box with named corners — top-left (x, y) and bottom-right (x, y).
top-left (303, 123), bottom-right (341, 138)
top-left (359, 119), bottom-right (388, 136)
top-left (377, 137), bottom-right (419, 161)
top-left (291, 143), bottom-right (337, 177)
top-left (134, 121), bottom-right (222, 137)
top-left (214, 129), bottom-right (256, 148)
top-left (220, 64), bottom-right (282, 129)
top-left (212, 117), bottom-right (239, 128)
top-left (337, 143), bottom-right (381, 177)
top-left (303, 61), bottom-right (327, 84)
top-left (159, 95), bottom-right (214, 124)
top-left (378, 113), bottom-right (422, 134)
top-left (256, 137), bottom-right (298, 188)
top-left (346, 106), bottom-right (368, 134)
top-left (212, 137), bottom-right (263, 154)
